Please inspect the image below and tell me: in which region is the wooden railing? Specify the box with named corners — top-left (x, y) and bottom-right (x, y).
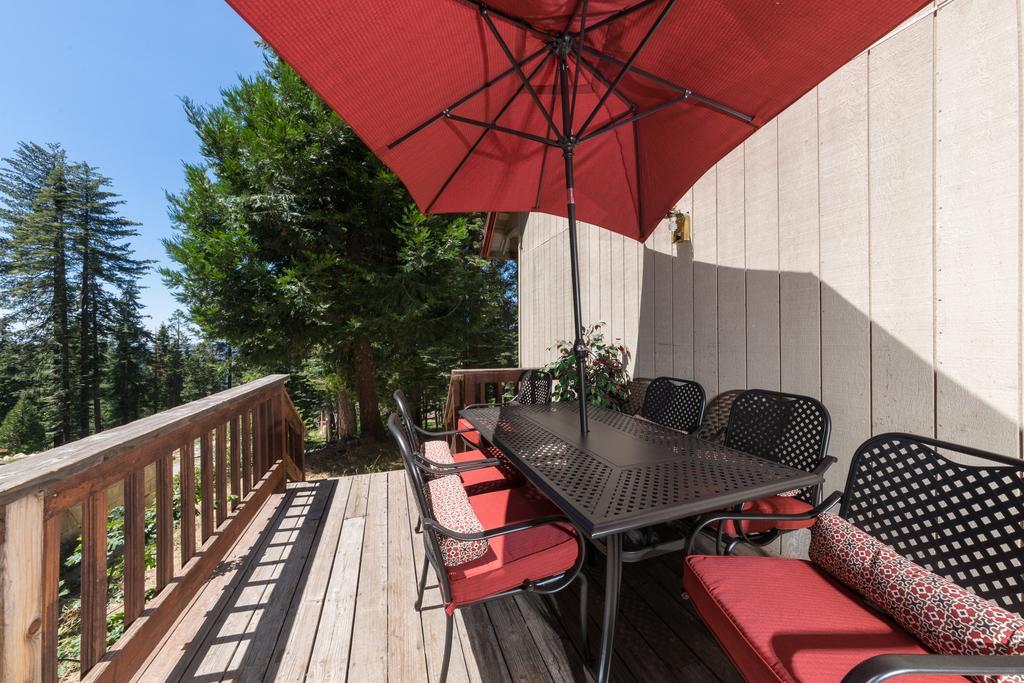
top-left (0, 374), bottom-right (304, 682)
top-left (442, 367), bottom-right (534, 429)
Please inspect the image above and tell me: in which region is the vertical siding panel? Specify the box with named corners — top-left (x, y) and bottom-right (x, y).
top-left (654, 218), bottom-right (675, 376)
top-left (778, 91), bottom-right (822, 400)
top-left (637, 231), bottom-right (657, 377)
top-left (819, 55), bottom-right (871, 494)
top-left (610, 233), bottom-right (626, 354)
top-left (577, 220), bottom-right (589, 342)
top-left (744, 122), bottom-right (782, 391)
top-left (673, 191), bottom-right (695, 379)
top-left (623, 235), bottom-right (641, 376)
top-left (868, 17), bottom-right (936, 437)
top-left (935, 0), bottom-right (1021, 454)
top-left (600, 228), bottom-right (613, 337)
top-left (692, 170), bottom-right (719, 397)
top-left (716, 148), bottom-right (747, 392)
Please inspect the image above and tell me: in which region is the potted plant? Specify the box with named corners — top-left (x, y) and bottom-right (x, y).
top-left (543, 322), bottom-right (631, 410)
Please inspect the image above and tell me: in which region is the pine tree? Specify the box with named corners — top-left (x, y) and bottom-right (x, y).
top-left (72, 162), bottom-right (147, 435)
top-left (104, 284), bottom-right (150, 426)
top-left (0, 395), bottom-right (47, 456)
top-left (4, 159), bottom-right (77, 445)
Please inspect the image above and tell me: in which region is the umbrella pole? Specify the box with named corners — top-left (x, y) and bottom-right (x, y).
top-left (558, 49), bottom-right (589, 433)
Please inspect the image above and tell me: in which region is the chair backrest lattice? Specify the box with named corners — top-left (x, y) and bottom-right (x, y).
top-left (625, 377), bottom-right (653, 416)
top-left (515, 369), bottom-right (553, 405)
top-left (695, 389), bottom-right (744, 443)
top-left (639, 377), bottom-right (706, 434)
top-left (724, 389), bottom-right (831, 503)
top-left (840, 433), bottom-right (1024, 615)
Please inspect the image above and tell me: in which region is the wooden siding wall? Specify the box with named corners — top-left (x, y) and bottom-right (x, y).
top-left (518, 0), bottom-right (1024, 500)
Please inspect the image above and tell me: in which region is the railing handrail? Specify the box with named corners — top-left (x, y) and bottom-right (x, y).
top-left (0, 374), bottom-right (288, 507)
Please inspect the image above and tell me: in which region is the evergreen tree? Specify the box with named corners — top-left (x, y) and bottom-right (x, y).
top-left (3, 158), bottom-right (78, 445)
top-left (0, 318), bottom-right (32, 420)
top-left (103, 284), bottom-right (150, 426)
top-left (181, 338), bottom-right (222, 402)
top-left (0, 395), bottom-right (47, 455)
top-left (71, 162), bottom-right (147, 434)
top-left (165, 51), bottom-right (517, 438)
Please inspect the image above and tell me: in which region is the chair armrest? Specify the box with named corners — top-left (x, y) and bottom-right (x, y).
top-left (412, 453), bottom-right (502, 475)
top-left (842, 654), bottom-right (1024, 682)
top-left (414, 423), bottom-right (476, 438)
top-left (422, 514), bottom-right (587, 594)
top-left (812, 455), bottom-right (838, 477)
top-left (686, 490), bottom-right (843, 555)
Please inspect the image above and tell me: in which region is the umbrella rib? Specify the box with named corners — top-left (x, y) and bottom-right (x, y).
top-left (582, 0), bottom-right (664, 34)
top-left (576, 0), bottom-right (677, 138)
top-left (575, 55), bottom-right (638, 114)
top-left (534, 51), bottom-right (563, 210)
top-left (480, 8), bottom-right (562, 140)
top-left (443, 113), bottom-right (559, 147)
top-left (426, 51), bottom-right (556, 213)
top-left (569, 0), bottom-right (590, 123)
top-left (387, 45), bottom-right (549, 150)
top-left (453, 0), bottom-right (552, 40)
top-left (582, 45), bottom-right (755, 124)
top-left (579, 93), bottom-right (690, 142)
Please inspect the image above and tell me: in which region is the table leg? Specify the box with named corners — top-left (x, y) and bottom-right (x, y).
top-left (597, 533), bottom-right (622, 683)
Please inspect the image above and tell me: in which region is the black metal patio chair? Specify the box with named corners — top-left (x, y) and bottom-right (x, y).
top-left (709, 388), bottom-right (834, 553)
top-left (637, 376), bottom-right (706, 433)
top-left (693, 389), bottom-right (744, 443)
top-left (686, 432), bottom-right (1024, 682)
top-left (458, 369), bottom-right (553, 449)
top-left (388, 414), bottom-right (588, 682)
top-left (624, 376), bottom-right (653, 416)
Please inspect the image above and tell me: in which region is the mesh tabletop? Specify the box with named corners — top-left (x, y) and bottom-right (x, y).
top-left (461, 402), bottom-right (823, 538)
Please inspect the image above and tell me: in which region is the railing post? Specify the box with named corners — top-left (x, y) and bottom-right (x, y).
top-left (124, 470), bottom-right (146, 624)
top-left (81, 489), bottom-right (108, 673)
top-left (42, 514), bottom-right (59, 683)
top-left (1, 492), bottom-right (44, 682)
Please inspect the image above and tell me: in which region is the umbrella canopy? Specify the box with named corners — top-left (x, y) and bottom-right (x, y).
top-left (225, 0), bottom-right (927, 240)
top-left (225, 0), bottom-right (930, 434)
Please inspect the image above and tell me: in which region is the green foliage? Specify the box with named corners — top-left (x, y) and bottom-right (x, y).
top-left (544, 322), bottom-right (631, 410)
top-left (103, 284), bottom-right (150, 425)
top-left (0, 142), bottom-right (148, 445)
top-left (164, 50), bottom-right (517, 437)
top-left (0, 395), bottom-right (47, 454)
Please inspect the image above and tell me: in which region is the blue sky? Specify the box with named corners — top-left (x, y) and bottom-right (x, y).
top-left (0, 1), bottom-right (265, 328)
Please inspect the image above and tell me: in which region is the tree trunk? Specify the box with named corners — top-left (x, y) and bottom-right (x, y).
top-left (351, 335), bottom-right (383, 438)
top-left (336, 379), bottom-right (357, 439)
top-left (90, 296), bottom-right (102, 433)
top-left (78, 235), bottom-right (91, 437)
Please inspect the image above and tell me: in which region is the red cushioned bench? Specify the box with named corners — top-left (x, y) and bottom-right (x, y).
top-left (684, 433), bottom-right (1024, 683)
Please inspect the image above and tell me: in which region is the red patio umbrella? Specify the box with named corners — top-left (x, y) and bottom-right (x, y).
top-left (225, 0), bottom-right (930, 432)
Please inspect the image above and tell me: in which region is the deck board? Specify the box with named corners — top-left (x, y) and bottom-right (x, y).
top-left (137, 472), bottom-right (739, 682)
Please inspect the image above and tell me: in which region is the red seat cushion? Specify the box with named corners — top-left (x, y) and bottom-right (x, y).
top-left (716, 495), bottom-right (816, 535)
top-left (684, 555), bottom-right (962, 683)
top-left (457, 418), bottom-right (484, 447)
top-left (452, 448), bottom-right (517, 496)
top-left (445, 487), bottom-right (578, 613)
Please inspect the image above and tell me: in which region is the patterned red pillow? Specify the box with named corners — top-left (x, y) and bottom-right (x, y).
top-left (423, 440), bottom-right (454, 465)
top-left (811, 514), bottom-right (1024, 683)
top-left (865, 550), bottom-right (1024, 683)
top-left (809, 512), bottom-right (887, 593)
top-left (426, 474), bottom-right (488, 566)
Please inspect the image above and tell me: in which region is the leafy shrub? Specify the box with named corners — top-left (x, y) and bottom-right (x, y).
top-left (543, 322), bottom-right (631, 410)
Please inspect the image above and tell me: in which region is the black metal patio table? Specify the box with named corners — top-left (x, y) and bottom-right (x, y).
top-left (459, 401), bottom-right (824, 683)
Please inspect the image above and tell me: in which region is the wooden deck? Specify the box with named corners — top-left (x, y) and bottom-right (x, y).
top-left (135, 472), bottom-right (740, 682)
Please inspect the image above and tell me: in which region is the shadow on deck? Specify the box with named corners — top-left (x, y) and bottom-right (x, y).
top-left (136, 473), bottom-right (740, 682)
